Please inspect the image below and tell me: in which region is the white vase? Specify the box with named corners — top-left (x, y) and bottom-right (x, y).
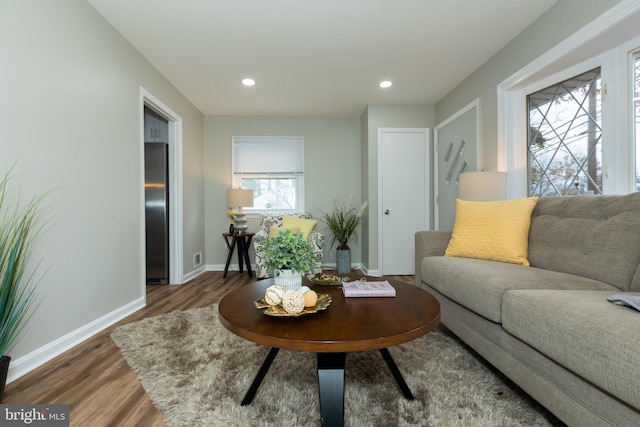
top-left (274, 269), bottom-right (303, 292)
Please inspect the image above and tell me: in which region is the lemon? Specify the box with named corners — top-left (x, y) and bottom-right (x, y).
top-left (302, 290), bottom-right (318, 307)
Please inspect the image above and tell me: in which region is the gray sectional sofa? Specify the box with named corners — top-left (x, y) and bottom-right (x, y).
top-left (415, 193), bottom-right (640, 427)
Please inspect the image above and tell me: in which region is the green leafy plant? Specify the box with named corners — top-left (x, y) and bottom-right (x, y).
top-left (263, 229), bottom-right (319, 275)
top-left (0, 168), bottom-right (48, 356)
top-left (322, 196), bottom-right (369, 250)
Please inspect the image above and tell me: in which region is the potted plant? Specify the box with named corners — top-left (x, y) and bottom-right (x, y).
top-left (0, 167), bottom-right (48, 402)
top-left (321, 196), bottom-right (368, 274)
top-left (264, 229), bottom-right (320, 290)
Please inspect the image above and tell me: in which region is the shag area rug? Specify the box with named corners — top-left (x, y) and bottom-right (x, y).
top-left (111, 305), bottom-right (561, 427)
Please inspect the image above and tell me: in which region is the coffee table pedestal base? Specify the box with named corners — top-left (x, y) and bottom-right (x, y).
top-left (317, 352), bottom-right (347, 427)
top-left (379, 348), bottom-right (415, 400)
top-left (241, 348), bottom-right (413, 427)
top-left (240, 347), bottom-right (279, 406)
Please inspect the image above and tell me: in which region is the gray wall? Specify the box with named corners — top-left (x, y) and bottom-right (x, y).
top-left (435, 0), bottom-right (622, 171)
top-left (204, 115), bottom-right (361, 267)
top-left (0, 0), bottom-right (204, 371)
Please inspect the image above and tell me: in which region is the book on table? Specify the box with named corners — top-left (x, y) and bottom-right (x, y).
top-left (342, 280), bottom-right (396, 297)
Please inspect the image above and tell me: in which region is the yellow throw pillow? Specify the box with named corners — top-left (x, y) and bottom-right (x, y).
top-left (282, 215), bottom-right (317, 239)
top-left (268, 226), bottom-right (301, 238)
top-left (445, 197), bottom-right (539, 266)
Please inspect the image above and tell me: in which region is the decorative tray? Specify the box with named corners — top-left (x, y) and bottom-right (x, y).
top-left (309, 273), bottom-right (343, 286)
top-left (255, 294), bottom-right (332, 317)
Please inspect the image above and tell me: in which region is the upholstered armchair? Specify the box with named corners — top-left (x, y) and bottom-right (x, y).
top-left (253, 212), bottom-right (324, 279)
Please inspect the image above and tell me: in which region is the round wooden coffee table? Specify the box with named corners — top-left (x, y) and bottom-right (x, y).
top-left (218, 278), bottom-right (440, 427)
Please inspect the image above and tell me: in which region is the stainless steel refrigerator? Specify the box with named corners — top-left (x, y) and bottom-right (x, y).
top-left (145, 143), bottom-right (169, 284)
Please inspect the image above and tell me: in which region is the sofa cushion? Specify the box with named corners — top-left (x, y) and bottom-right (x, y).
top-left (420, 256), bottom-right (617, 323)
top-left (445, 197), bottom-right (538, 266)
top-left (502, 290), bottom-right (640, 410)
top-left (529, 193), bottom-right (640, 291)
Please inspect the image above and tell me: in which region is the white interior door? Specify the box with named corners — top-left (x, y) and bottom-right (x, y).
top-left (378, 128), bottom-right (429, 275)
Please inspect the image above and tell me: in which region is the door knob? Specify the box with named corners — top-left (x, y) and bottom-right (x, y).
top-left (384, 209), bottom-right (390, 215)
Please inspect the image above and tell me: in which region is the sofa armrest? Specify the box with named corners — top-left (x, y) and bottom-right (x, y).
top-left (415, 230), bottom-right (452, 287)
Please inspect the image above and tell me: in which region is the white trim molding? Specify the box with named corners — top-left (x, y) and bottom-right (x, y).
top-left (140, 87), bottom-right (185, 285)
top-left (7, 297), bottom-right (145, 383)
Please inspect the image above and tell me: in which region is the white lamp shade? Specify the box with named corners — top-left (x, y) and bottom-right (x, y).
top-left (458, 171), bottom-right (507, 201)
top-left (227, 189), bottom-right (254, 208)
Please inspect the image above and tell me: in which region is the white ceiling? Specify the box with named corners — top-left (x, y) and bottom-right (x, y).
top-left (88, 0), bottom-right (557, 117)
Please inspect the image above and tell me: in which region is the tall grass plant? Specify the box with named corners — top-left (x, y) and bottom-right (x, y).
top-left (0, 167), bottom-right (48, 356)
top-left (321, 196), bottom-right (368, 250)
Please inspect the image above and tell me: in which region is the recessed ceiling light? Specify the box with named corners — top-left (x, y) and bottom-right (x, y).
top-left (379, 80), bottom-right (392, 88)
top-left (242, 78), bottom-right (255, 86)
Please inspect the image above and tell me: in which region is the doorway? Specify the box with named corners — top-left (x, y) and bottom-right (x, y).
top-left (378, 128), bottom-right (429, 275)
top-left (144, 107), bottom-right (169, 284)
top-left (141, 87), bottom-right (184, 286)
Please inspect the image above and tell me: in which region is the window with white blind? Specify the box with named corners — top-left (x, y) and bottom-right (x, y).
top-left (232, 136), bottom-right (305, 213)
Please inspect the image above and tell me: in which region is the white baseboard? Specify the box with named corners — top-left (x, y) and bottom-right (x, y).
top-left (182, 265), bottom-right (206, 283)
top-left (7, 296), bottom-right (146, 384)
top-left (322, 263), bottom-right (370, 275)
top-left (359, 264), bottom-right (382, 277)
top-left (206, 264), bottom-right (228, 271)
top-left (206, 264), bottom-right (256, 272)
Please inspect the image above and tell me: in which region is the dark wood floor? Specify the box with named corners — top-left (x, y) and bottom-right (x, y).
top-left (3, 271), bottom-right (417, 426)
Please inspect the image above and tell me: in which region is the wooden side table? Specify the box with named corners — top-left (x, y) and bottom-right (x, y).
top-left (223, 232), bottom-right (254, 278)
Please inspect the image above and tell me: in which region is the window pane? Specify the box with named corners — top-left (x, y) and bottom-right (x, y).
top-left (634, 52), bottom-right (640, 191)
top-left (527, 68), bottom-right (602, 197)
top-left (241, 177), bottom-right (298, 211)
top-left (232, 136), bottom-right (305, 212)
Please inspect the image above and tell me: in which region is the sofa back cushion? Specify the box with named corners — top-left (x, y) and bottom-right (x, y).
top-left (528, 193), bottom-right (640, 291)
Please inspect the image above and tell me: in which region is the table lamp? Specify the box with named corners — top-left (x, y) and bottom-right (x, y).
top-left (458, 171), bottom-right (507, 201)
top-left (227, 189), bottom-right (254, 233)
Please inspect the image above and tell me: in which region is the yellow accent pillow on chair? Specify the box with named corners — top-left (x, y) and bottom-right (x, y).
top-left (268, 226), bottom-right (301, 238)
top-left (282, 215), bottom-right (317, 239)
top-left (445, 197), bottom-right (539, 266)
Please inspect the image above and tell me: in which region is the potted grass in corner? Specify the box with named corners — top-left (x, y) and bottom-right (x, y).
top-left (0, 167), bottom-right (49, 402)
top-left (321, 196), bottom-right (368, 274)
